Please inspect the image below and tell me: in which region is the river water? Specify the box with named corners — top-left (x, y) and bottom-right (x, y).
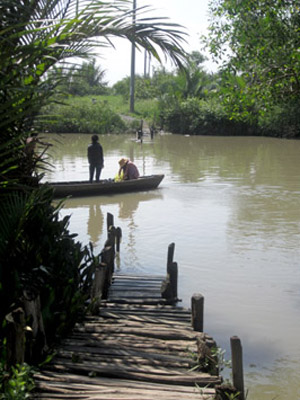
top-left (43, 133), bottom-right (300, 400)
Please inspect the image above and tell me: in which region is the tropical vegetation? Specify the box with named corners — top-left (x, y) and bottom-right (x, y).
top-left (42, 55), bottom-right (253, 136)
top-left (206, 0), bottom-right (300, 138)
top-left (41, 95), bottom-right (127, 134)
top-left (38, 1), bottom-right (300, 139)
top-left (0, 0), bottom-right (186, 396)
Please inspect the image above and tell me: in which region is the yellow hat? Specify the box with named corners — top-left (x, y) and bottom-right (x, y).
top-left (119, 158), bottom-right (128, 167)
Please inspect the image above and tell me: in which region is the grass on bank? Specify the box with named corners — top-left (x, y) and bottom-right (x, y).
top-left (41, 95), bottom-right (160, 134)
top-left (41, 93), bottom-right (281, 137)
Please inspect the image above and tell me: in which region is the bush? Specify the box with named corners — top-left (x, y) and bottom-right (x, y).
top-left (258, 102), bottom-right (300, 138)
top-left (41, 96), bottom-right (126, 134)
top-left (159, 97), bottom-right (253, 136)
top-left (0, 363), bottom-right (35, 400)
top-left (0, 187), bottom-right (94, 356)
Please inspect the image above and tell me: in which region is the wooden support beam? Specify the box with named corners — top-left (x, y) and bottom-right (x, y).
top-left (115, 227), bottom-right (122, 253)
top-left (169, 262), bottom-right (178, 300)
top-left (107, 226), bottom-right (116, 249)
top-left (230, 336), bottom-right (245, 400)
top-left (167, 243), bottom-right (175, 274)
top-left (191, 294), bottom-right (204, 332)
top-left (90, 264), bottom-right (107, 314)
top-left (101, 245), bottom-right (115, 298)
top-left (107, 213), bottom-right (114, 233)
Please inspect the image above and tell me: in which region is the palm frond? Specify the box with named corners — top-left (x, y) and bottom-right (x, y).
top-left (0, 0), bottom-right (188, 187)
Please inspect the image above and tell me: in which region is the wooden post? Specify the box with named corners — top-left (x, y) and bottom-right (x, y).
top-left (5, 308), bottom-right (26, 366)
top-left (107, 212), bottom-right (114, 233)
top-left (23, 293), bottom-right (47, 362)
top-left (169, 261), bottom-right (178, 300)
top-left (191, 294), bottom-right (204, 332)
top-left (231, 336), bottom-right (245, 400)
top-left (101, 245), bottom-right (115, 298)
top-left (167, 242), bottom-right (175, 274)
top-left (107, 226), bottom-right (116, 249)
top-left (115, 227), bottom-right (122, 253)
top-left (90, 264), bottom-right (107, 314)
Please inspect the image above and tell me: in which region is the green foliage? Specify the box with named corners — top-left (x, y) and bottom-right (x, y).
top-left (0, 363), bottom-right (35, 400)
top-left (258, 99), bottom-right (300, 138)
top-left (113, 75), bottom-right (158, 100)
top-left (113, 77), bottom-right (131, 99)
top-left (111, 57), bottom-right (223, 131)
top-left (52, 59), bottom-right (110, 96)
top-left (41, 96), bottom-right (126, 134)
top-left (159, 97), bottom-right (251, 135)
top-left (206, 0), bottom-right (300, 137)
top-left (0, 187), bottom-right (92, 346)
top-left (151, 68), bottom-right (181, 99)
top-left (188, 345), bottom-right (231, 376)
top-left (224, 392), bottom-right (241, 400)
top-left (134, 99), bottom-right (160, 120)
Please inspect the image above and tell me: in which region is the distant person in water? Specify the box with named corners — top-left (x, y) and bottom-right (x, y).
top-left (118, 158), bottom-right (140, 180)
top-left (88, 135), bottom-right (104, 182)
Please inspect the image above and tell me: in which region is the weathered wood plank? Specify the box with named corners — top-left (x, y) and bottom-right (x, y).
top-left (56, 344), bottom-right (195, 364)
top-left (34, 273), bottom-right (221, 399)
top-left (62, 336), bottom-right (198, 355)
top-left (112, 278), bottom-right (164, 282)
top-left (45, 361), bottom-right (222, 386)
top-left (100, 298), bottom-right (169, 305)
top-left (100, 303), bottom-right (191, 314)
top-left (73, 325), bottom-right (198, 341)
top-left (55, 351), bottom-right (192, 370)
top-left (108, 292), bottom-right (163, 299)
top-left (75, 319), bottom-right (195, 332)
top-left (34, 371), bottom-right (215, 392)
top-left (96, 312), bottom-right (192, 327)
top-left (33, 372), bottom-right (216, 399)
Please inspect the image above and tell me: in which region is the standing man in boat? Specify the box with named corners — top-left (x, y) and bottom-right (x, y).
top-left (88, 134), bottom-right (104, 182)
top-left (118, 158), bottom-right (140, 180)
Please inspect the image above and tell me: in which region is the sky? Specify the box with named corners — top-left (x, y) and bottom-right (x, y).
top-left (96, 0), bottom-right (217, 85)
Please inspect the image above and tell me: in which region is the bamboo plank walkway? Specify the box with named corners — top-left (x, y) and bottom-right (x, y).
top-left (33, 274), bottom-right (222, 399)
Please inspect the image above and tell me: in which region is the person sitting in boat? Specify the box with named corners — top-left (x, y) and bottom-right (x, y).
top-left (88, 134), bottom-right (104, 182)
top-left (118, 158), bottom-right (140, 180)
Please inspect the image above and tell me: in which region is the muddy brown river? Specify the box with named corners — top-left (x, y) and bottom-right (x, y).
top-left (43, 133), bottom-right (300, 400)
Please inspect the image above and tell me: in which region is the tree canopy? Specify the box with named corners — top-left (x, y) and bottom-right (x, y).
top-left (206, 0), bottom-right (300, 136)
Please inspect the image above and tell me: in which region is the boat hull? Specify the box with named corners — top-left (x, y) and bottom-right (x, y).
top-left (47, 175), bottom-right (164, 198)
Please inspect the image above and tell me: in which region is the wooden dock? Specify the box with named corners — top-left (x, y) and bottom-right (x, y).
top-left (33, 273), bottom-right (222, 399)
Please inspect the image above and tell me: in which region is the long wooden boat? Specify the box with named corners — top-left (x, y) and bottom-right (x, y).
top-left (47, 174), bottom-right (164, 198)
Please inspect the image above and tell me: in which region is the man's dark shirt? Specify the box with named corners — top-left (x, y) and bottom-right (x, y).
top-left (88, 142), bottom-right (104, 166)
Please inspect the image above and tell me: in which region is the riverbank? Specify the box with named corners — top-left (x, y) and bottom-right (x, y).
top-left (40, 95), bottom-right (299, 138)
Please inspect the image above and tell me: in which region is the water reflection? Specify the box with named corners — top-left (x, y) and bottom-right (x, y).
top-left (63, 191), bottom-right (164, 263)
top-left (87, 202), bottom-right (103, 244)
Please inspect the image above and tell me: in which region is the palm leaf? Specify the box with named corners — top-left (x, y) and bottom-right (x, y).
top-left (1, 0), bottom-right (187, 186)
